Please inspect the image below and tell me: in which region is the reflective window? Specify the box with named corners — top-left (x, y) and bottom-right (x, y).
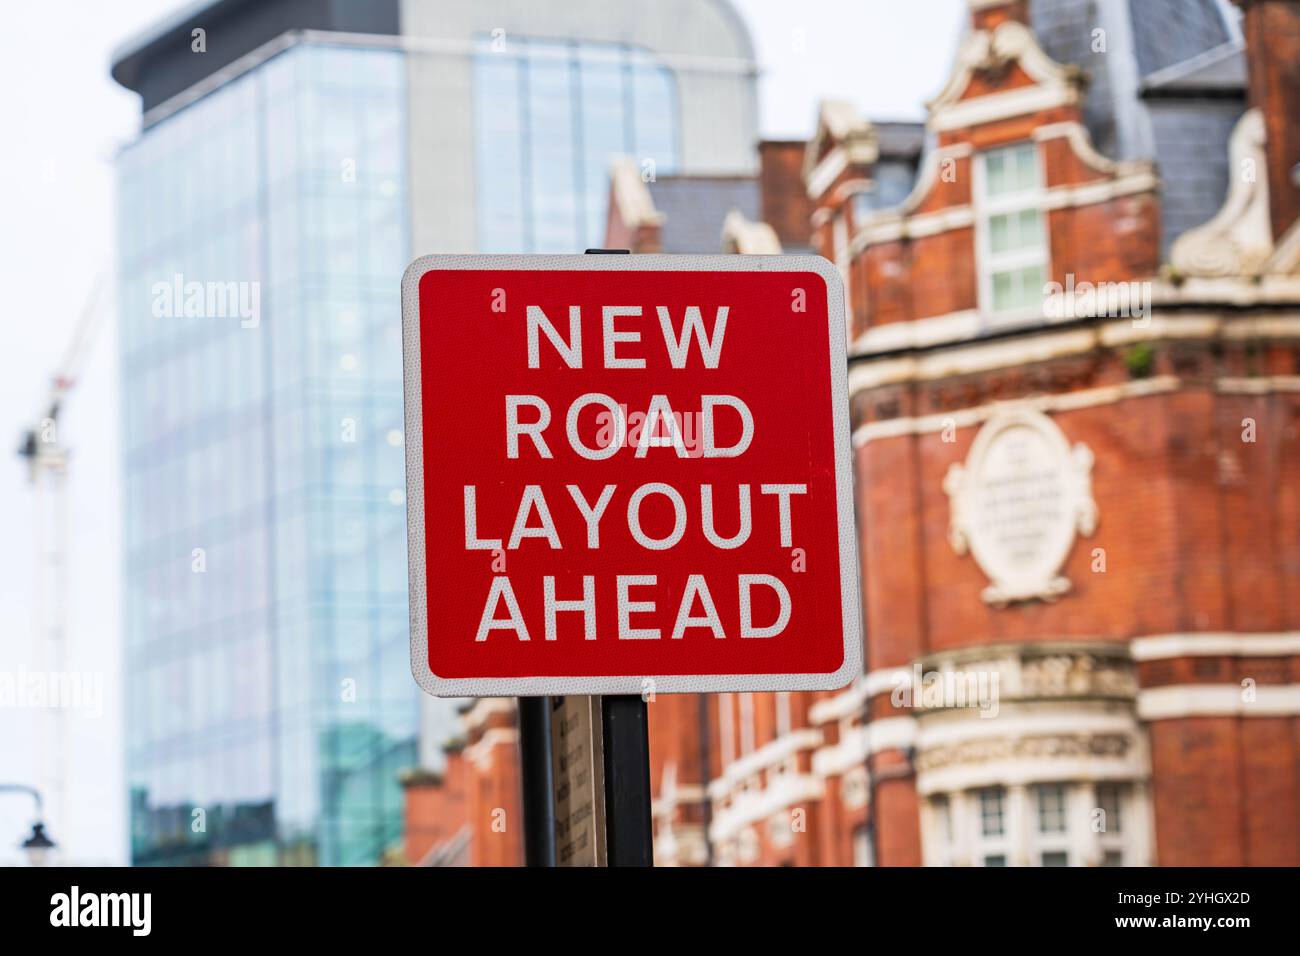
top-left (472, 36), bottom-right (679, 252)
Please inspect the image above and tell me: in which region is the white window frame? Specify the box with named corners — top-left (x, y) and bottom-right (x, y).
top-left (924, 780), bottom-right (1147, 867)
top-left (973, 786), bottom-right (1011, 866)
top-left (973, 141), bottom-right (1051, 325)
top-left (1030, 782), bottom-right (1073, 866)
top-left (1094, 781), bottom-right (1128, 866)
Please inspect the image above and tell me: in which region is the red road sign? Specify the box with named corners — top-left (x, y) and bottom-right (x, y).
top-left (401, 254), bottom-right (861, 697)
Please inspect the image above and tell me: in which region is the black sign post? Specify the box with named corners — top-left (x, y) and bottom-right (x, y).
top-left (583, 249), bottom-right (652, 867)
top-left (518, 696), bottom-right (555, 867)
top-left (516, 248), bottom-right (653, 867)
top-left (599, 694), bottom-right (654, 866)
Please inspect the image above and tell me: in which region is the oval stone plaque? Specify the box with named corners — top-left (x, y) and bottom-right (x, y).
top-left (944, 408), bottom-right (1097, 605)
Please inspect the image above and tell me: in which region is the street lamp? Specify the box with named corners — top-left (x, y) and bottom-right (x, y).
top-left (0, 784), bottom-right (57, 866)
top-left (21, 822), bottom-right (56, 867)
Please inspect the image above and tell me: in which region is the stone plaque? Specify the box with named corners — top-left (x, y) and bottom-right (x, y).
top-left (550, 695), bottom-right (607, 866)
top-left (944, 408), bottom-right (1097, 605)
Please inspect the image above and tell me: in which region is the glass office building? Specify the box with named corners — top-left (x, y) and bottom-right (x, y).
top-left (113, 0), bottom-right (755, 866)
top-left (119, 43), bottom-right (413, 866)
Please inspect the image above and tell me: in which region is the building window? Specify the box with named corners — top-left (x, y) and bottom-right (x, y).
top-left (1031, 782), bottom-right (1073, 865)
top-left (1095, 782), bottom-right (1127, 866)
top-left (472, 36), bottom-right (679, 252)
top-left (1096, 782), bottom-right (1123, 833)
top-left (922, 781), bottom-right (1145, 867)
top-left (978, 787), bottom-right (1004, 837)
top-left (975, 142), bottom-right (1049, 318)
top-left (1035, 783), bottom-right (1067, 833)
top-left (974, 787), bottom-right (1010, 866)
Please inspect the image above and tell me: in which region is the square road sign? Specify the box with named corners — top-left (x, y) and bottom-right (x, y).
top-left (401, 254), bottom-right (861, 697)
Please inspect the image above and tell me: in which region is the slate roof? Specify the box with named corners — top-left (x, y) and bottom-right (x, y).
top-left (646, 176), bottom-right (761, 254)
top-left (1030, 0), bottom-right (1246, 255)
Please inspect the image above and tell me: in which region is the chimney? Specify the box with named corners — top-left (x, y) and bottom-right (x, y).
top-left (969, 0), bottom-right (1031, 31)
top-left (1235, 0), bottom-right (1300, 241)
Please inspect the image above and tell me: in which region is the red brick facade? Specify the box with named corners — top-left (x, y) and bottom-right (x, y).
top-left (405, 0), bottom-right (1300, 868)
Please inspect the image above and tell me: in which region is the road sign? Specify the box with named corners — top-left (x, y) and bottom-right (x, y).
top-left (401, 254), bottom-right (861, 697)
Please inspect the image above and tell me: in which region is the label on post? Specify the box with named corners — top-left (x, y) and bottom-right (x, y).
top-left (401, 254), bottom-right (862, 697)
top-left (550, 695), bottom-right (606, 866)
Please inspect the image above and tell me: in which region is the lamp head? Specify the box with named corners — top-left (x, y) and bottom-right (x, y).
top-left (21, 822), bottom-right (55, 866)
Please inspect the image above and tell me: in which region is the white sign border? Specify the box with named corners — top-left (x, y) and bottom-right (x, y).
top-left (401, 253), bottom-right (863, 697)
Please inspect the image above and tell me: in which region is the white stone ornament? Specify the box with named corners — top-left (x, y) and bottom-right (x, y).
top-left (1169, 108), bottom-right (1273, 278)
top-left (944, 408), bottom-right (1097, 606)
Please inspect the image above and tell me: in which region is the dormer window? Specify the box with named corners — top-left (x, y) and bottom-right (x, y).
top-left (975, 142), bottom-right (1050, 318)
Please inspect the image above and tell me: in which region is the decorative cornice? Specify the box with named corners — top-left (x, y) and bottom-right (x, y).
top-left (1137, 684), bottom-right (1300, 719)
top-left (852, 377), bottom-right (1182, 446)
top-left (916, 732), bottom-right (1133, 775)
top-left (846, 313), bottom-right (1300, 400)
top-left (926, 20), bottom-right (1085, 132)
top-left (1132, 632), bottom-right (1300, 661)
top-left (803, 99), bottom-right (878, 196)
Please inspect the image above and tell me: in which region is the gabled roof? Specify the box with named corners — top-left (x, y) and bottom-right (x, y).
top-left (802, 100), bottom-right (879, 184)
top-left (926, 18), bottom-right (1086, 133)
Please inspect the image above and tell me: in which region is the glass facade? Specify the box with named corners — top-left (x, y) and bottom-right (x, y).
top-left (117, 29), bottom-right (685, 867)
top-left (117, 43), bottom-right (414, 866)
top-left (472, 36), bottom-right (679, 252)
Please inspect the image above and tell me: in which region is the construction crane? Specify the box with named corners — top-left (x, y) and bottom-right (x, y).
top-left (15, 276), bottom-right (109, 858)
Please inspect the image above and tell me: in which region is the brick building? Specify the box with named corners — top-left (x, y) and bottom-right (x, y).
top-left (405, 0), bottom-right (1300, 867)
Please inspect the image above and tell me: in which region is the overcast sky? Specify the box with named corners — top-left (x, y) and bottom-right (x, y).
top-left (0, 0), bottom-right (964, 864)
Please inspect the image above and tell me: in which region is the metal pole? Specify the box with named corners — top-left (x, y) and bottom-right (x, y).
top-left (600, 694), bottom-right (654, 866)
top-left (517, 696), bottom-right (555, 867)
top-left (518, 250), bottom-right (635, 866)
top-left (582, 247), bottom-right (652, 867)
